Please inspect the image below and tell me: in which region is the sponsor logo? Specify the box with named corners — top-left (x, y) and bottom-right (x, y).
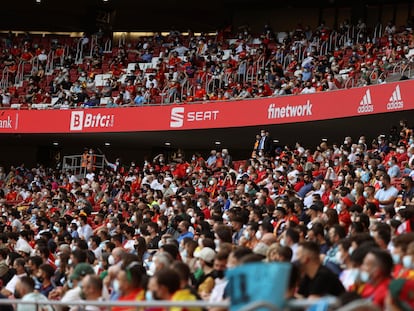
top-left (170, 107), bottom-right (185, 128)
top-left (267, 101), bottom-right (312, 119)
top-left (70, 111), bottom-right (115, 131)
top-left (357, 89), bottom-right (374, 113)
top-left (387, 85), bottom-right (404, 110)
top-left (0, 115), bottom-right (14, 129)
top-left (170, 107), bottom-right (219, 128)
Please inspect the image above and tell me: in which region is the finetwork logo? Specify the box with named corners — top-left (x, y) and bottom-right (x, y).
top-left (267, 101), bottom-right (312, 119)
top-left (170, 107), bottom-right (219, 128)
top-left (70, 111), bottom-right (115, 131)
top-left (387, 85), bottom-right (404, 110)
top-left (357, 89), bottom-right (374, 113)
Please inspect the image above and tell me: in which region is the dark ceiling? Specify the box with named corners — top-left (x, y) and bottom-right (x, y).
top-left (1, 110), bottom-right (413, 167)
top-left (1, 0), bottom-right (412, 32)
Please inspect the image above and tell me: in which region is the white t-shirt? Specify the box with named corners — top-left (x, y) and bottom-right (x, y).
top-left (375, 186), bottom-right (398, 208)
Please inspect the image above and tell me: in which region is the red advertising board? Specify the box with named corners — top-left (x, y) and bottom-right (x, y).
top-left (0, 80), bottom-right (412, 134)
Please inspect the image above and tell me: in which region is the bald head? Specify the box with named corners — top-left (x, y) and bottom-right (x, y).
top-left (112, 247), bottom-right (126, 264)
top-left (261, 233), bottom-right (277, 246)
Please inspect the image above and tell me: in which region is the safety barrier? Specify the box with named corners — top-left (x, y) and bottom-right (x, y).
top-left (0, 297), bottom-right (340, 311)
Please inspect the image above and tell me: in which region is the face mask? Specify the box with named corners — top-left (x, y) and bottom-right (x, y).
top-left (335, 203), bottom-right (342, 213)
top-left (329, 194), bottom-right (334, 201)
top-left (351, 189), bottom-right (357, 196)
top-left (87, 241), bottom-right (92, 249)
top-left (280, 238), bottom-right (286, 247)
top-left (209, 180), bottom-right (214, 186)
top-left (359, 270), bottom-right (370, 283)
top-left (222, 213), bottom-right (229, 222)
top-left (112, 280), bottom-right (120, 293)
top-left (180, 249), bottom-right (188, 259)
top-left (244, 185), bottom-right (249, 193)
top-left (335, 251), bottom-right (343, 265)
top-left (363, 191), bottom-right (368, 198)
top-left (14, 290), bottom-right (22, 299)
top-left (348, 247), bottom-right (354, 256)
top-left (337, 176), bottom-right (343, 182)
top-left (67, 279), bottom-right (74, 289)
top-left (55, 259), bottom-right (61, 268)
top-left (214, 239), bottom-right (220, 251)
top-left (254, 199), bottom-right (260, 206)
top-left (108, 255), bottom-right (115, 265)
top-left (402, 255), bottom-right (412, 269)
top-left (53, 226), bottom-right (60, 233)
top-left (197, 202), bottom-right (201, 208)
top-left (68, 259), bottom-right (73, 266)
top-left (243, 231), bottom-right (250, 240)
top-left (145, 291), bottom-right (154, 301)
top-left (392, 253), bottom-right (401, 264)
top-left (212, 270), bottom-right (225, 279)
top-left (107, 223), bottom-right (112, 229)
top-left (191, 217), bottom-right (196, 224)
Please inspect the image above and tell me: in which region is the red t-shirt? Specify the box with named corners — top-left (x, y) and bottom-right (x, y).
top-left (360, 278), bottom-right (391, 308)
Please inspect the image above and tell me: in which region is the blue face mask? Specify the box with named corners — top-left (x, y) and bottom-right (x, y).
top-left (392, 253), bottom-right (401, 264)
top-left (145, 291), bottom-right (154, 301)
top-left (67, 279), bottom-right (74, 289)
top-left (402, 256), bottom-right (412, 269)
top-left (359, 271), bottom-right (370, 283)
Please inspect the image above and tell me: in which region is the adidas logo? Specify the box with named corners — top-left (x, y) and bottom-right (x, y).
top-left (387, 85), bottom-right (404, 110)
top-left (357, 89), bottom-right (374, 113)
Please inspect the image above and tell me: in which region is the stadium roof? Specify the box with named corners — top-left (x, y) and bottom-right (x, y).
top-left (1, 0), bottom-right (411, 32)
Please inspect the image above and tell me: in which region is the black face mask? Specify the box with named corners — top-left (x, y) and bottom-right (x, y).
top-left (211, 270), bottom-right (225, 279)
top-left (14, 290), bottom-right (22, 299)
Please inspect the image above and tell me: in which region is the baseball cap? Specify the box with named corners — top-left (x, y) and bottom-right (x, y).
top-left (69, 263), bottom-right (95, 280)
top-left (195, 247), bottom-right (216, 264)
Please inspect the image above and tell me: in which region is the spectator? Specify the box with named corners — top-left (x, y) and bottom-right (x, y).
top-left (15, 276), bottom-right (53, 311)
top-left (296, 241), bottom-right (345, 298)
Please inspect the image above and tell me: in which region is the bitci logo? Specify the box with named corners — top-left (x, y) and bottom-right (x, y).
top-left (70, 111), bottom-right (115, 131)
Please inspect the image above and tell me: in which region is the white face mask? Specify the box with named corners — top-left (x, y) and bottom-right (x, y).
top-left (255, 231), bottom-right (262, 240)
top-left (108, 255), bottom-right (115, 265)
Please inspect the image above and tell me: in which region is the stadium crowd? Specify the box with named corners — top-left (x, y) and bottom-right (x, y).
top-left (0, 19), bottom-right (413, 108)
top-left (0, 119), bottom-right (413, 310)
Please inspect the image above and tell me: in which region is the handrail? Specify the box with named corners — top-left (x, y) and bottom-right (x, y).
top-left (0, 297), bottom-right (341, 310)
top-left (14, 60), bottom-right (25, 85)
top-left (104, 38), bottom-right (112, 53)
top-left (0, 66), bottom-right (9, 90)
top-left (89, 34), bottom-right (98, 58)
top-left (75, 38), bottom-right (84, 64)
top-left (45, 50), bottom-right (54, 74)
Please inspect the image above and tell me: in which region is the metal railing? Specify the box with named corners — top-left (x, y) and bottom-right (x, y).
top-left (0, 66), bottom-right (9, 90)
top-left (0, 297), bottom-right (340, 311)
top-left (62, 153), bottom-right (106, 178)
